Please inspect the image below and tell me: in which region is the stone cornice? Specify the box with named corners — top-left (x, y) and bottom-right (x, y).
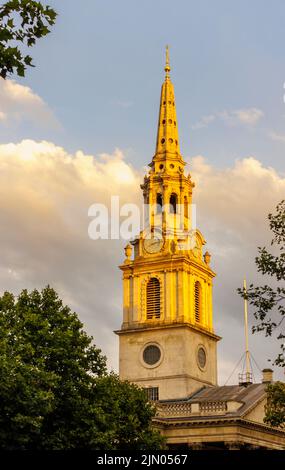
top-left (153, 415), bottom-right (285, 437)
top-left (119, 255), bottom-right (216, 278)
top-left (114, 321), bottom-right (221, 341)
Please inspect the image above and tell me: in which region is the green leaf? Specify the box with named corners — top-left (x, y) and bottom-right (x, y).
top-left (0, 1), bottom-right (57, 79)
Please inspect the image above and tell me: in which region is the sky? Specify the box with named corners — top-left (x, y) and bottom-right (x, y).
top-left (0, 0), bottom-right (285, 384)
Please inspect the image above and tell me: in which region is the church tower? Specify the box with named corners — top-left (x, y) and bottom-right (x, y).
top-left (115, 48), bottom-right (220, 401)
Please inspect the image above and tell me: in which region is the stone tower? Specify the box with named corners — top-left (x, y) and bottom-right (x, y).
top-left (115, 48), bottom-right (220, 401)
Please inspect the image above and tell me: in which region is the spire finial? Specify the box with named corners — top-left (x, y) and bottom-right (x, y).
top-left (165, 45), bottom-right (170, 77)
top-left (152, 46), bottom-right (184, 165)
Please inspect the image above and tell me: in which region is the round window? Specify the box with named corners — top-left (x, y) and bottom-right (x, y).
top-left (143, 344), bottom-right (161, 366)
top-left (197, 347), bottom-right (206, 369)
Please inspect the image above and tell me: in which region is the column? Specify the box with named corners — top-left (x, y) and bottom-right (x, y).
top-left (148, 177), bottom-right (154, 232)
top-left (164, 270), bottom-right (172, 322)
top-left (174, 271), bottom-right (179, 321)
top-left (226, 441), bottom-right (241, 450)
top-left (132, 275), bottom-right (139, 323)
top-left (189, 275), bottom-right (194, 324)
top-left (208, 281), bottom-right (213, 330)
top-left (189, 443), bottom-right (203, 450)
top-left (177, 269), bottom-right (184, 322)
top-left (123, 275), bottom-right (130, 325)
top-left (162, 184), bottom-right (169, 237)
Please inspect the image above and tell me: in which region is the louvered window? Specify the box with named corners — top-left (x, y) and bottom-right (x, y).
top-left (146, 277), bottom-right (161, 319)
top-left (184, 196), bottom-right (189, 218)
top-left (194, 281), bottom-right (202, 323)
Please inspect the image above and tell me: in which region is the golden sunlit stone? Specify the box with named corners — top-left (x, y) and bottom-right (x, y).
top-left (114, 49), bottom-right (285, 449)
top-left (115, 47), bottom-right (219, 400)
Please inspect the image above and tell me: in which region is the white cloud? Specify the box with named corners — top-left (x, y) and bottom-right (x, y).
top-left (226, 108), bottom-right (264, 125)
top-left (0, 140), bottom-right (283, 382)
top-left (2, 79), bottom-right (44, 104)
top-left (0, 140), bottom-right (140, 371)
top-left (188, 154), bottom-right (285, 383)
top-left (192, 114), bottom-right (216, 130)
top-left (0, 79), bottom-right (59, 128)
top-left (190, 155), bottom-right (284, 237)
top-left (192, 107), bottom-right (264, 129)
top-left (268, 131), bottom-right (285, 143)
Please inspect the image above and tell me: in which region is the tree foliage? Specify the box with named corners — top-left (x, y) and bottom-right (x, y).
top-left (90, 374), bottom-right (164, 450)
top-left (238, 200), bottom-right (285, 367)
top-left (238, 200), bottom-right (285, 428)
top-left (264, 382), bottom-right (285, 429)
top-left (0, 286), bottom-right (164, 449)
top-left (0, 0), bottom-right (57, 78)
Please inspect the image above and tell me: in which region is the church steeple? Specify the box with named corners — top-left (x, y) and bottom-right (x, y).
top-left (116, 49), bottom-right (220, 402)
top-left (152, 46), bottom-right (184, 169)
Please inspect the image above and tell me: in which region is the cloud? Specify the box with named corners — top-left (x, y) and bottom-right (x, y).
top-left (223, 108), bottom-right (264, 126)
top-left (0, 79), bottom-right (59, 128)
top-left (188, 154), bottom-right (285, 383)
top-left (0, 140), bottom-right (283, 383)
top-left (192, 114), bottom-right (216, 130)
top-left (190, 155), bottom-right (284, 238)
top-left (192, 108), bottom-right (264, 129)
top-left (268, 131), bottom-right (285, 143)
top-left (0, 140), bottom-right (140, 371)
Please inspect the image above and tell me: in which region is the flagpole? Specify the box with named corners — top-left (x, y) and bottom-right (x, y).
top-left (244, 278), bottom-right (251, 382)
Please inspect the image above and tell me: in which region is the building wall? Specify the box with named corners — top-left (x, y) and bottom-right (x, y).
top-left (244, 398), bottom-right (267, 424)
top-left (155, 420), bottom-right (285, 449)
top-left (118, 324), bottom-right (218, 400)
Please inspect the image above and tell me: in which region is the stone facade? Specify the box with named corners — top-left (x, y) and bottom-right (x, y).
top-left (115, 49), bottom-right (285, 450)
top-left (117, 323), bottom-right (219, 400)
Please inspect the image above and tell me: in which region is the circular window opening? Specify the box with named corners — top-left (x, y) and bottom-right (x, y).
top-left (159, 164), bottom-right (164, 170)
top-left (169, 138), bottom-right (173, 144)
top-left (163, 101), bottom-right (166, 105)
top-left (198, 347), bottom-right (206, 369)
top-left (170, 164), bottom-right (175, 169)
top-left (168, 119), bottom-right (172, 124)
top-left (174, 121), bottom-right (176, 126)
top-left (162, 119), bottom-right (166, 125)
top-left (161, 138), bottom-right (165, 144)
top-left (143, 345), bottom-right (161, 366)
top-left (175, 140), bottom-right (178, 145)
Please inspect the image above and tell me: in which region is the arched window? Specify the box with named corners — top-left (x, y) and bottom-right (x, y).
top-left (184, 196), bottom-right (188, 219)
top-left (146, 277), bottom-right (161, 319)
top-left (169, 193), bottom-right (177, 214)
top-left (156, 193), bottom-right (162, 213)
top-left (194, 281), bottom-right (202, 323)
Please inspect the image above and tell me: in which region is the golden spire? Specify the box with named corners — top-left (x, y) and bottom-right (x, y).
top-left (152, 46), bottom-right (184, 167)
top-left (165, 45), bottom-right (170, 77)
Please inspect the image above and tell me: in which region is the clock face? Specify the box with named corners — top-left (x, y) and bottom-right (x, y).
top-left (143, 236), bottom-right (163, 254)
